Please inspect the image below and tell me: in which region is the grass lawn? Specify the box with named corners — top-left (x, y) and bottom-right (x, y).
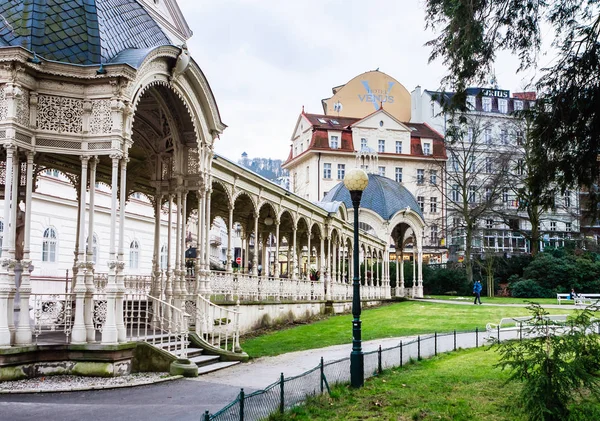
top-left (269, 347), bottom-right (600, 421)
top-left (241, 301), bottom-right (576, 358)
top-left (425, 295), bottom-right (562, 305)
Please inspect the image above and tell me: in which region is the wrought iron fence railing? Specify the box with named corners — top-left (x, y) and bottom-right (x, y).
top-left (202, 327), bottom-right (558, 421)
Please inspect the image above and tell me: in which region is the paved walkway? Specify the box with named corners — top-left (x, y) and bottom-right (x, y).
top-left (0, 298), bottom-right (579, 421)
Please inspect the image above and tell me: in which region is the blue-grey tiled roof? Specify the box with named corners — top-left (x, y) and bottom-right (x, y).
top-left (0, 0), bottom-right (171, 65)
top-left (322, 174), bottom-right (424, 220)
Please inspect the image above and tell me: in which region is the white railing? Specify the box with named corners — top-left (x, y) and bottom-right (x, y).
top-left (126, 295), bottom-right (190, 358)
top-left (30, 293), bottom-right (75, 344)
top-left (195, 294), bottom-right (241, 354)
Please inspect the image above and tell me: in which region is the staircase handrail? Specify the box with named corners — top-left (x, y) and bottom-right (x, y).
top-left (143, 295), bottom-right (191, 359)
top-left (196, 294), bottom-right (241, 354)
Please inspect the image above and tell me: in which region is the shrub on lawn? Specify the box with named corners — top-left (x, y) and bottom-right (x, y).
top-left (509, 279), bottom-right (553, 298)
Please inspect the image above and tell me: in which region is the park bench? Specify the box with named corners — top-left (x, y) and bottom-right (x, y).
top-left (557, 293), bottom-right (600, 306)
top-left (486, 314), bottom-right (570, 339)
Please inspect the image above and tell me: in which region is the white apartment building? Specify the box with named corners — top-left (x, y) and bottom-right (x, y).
top-left (282, 108), bottom-right (448, 263)
top-left (411, 86), bottom-right (580, 257)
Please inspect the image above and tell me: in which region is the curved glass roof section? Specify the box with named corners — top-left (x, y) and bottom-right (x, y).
top-left (0, 0), bottom-right (170, 65)
top-left (322, 173), bottom-right (424, 221)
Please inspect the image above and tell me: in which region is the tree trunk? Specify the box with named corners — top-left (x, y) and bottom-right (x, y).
top-left (465, 222), bottom-right (474, 285)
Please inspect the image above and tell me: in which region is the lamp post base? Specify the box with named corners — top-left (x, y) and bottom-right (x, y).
top-left (350, 350), bottom-right (364, 388)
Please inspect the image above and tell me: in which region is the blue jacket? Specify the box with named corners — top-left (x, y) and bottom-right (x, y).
top-left (473, 281), bottom-right (482, 294)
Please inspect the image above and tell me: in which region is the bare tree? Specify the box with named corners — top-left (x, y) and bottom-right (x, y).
top-left (435, 114), bottom-right (512, 284)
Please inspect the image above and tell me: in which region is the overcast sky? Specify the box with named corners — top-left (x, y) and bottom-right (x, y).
top-left (178, 0), bottom-right (543, 163)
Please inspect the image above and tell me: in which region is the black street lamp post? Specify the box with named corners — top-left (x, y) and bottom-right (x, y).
top-left (344, 168), bottom-right (369, 388)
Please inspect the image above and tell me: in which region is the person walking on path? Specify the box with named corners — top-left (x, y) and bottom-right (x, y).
top-left (473, 280), bottom-right (482, 305)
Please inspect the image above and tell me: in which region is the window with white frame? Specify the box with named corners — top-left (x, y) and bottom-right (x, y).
top-left (564, 191), bottom-right (571, 207)
top-left (430, 197), bottom-right (437, 213)
top-left (42, 227), bottom-right (57, 262)
top-left (514, 100), bottom-right (523, 111)
top-left (498, 99), bottom-right (508, 113)
top-left (378, 166), bottom-right (385, 177)
top-left (565, 222), bottom-right (572, 232)
top-left (378, 139), bottom-right (385, 153)
top-left (468, 186), bottom-right (476, 203)
top-left (515, 130), bottom-right (524, 145)
top-left (451, 184), bottom-right (460, 202)
top-left (466, 96), bottom-right (476, 110)
top-left (450, 154), bottom-right (459, 171)
top-left (484, 128), bottom-right (492, 145)
top-left (129, 240), bottom-right (140, 269)
top-left (517, 159), bottom-right (524, 175)
top-left (500, 129), bottom-right (508, 145)
top-left (323, 163), bottom-right (332, 179)
top-left (337, 164), bottom-right (345, 180)
top-left (361, 138), bottom-right (367, 150)
top-left (468, 155), bottom-right (476, 172)
top-left (395, 167), bottom-right (403, 183)
top-left (417, 169), bottom-right (425, 184)
top-left (329, 135), bottom-right (339, 149)
top-left (423, 142), bottom-right (431, 155)
top-left (503, 188), bottom-right (509, 203)
top-left (453, 217), bottom-right (460, 228)
top-left (395, 141), bottom-right (402, 154)
top-left (482, 97), bottom-right (492, 112)
top-left (467, 127), bottom-right (474, 143)
top-left (485, 157), bottom-right (493, 173)
top-left (430, 170), bottom-right (437, 185)
top-left (430, 224), bottom-right (438, 242)
top-left (486, 219), bottom-right (494, 229)
top-left (417, 196), bottom-right (425, 213)
top-left (485, 187), bottom-right (492, 202)
top-left (45, 169), bottom-right (60, 177)
top-left (550, 221), bottom-right (556, 231)
top-left (430, 101), bottom-right (435, 117)
top-left (160, 244), bottom-right (168, 270)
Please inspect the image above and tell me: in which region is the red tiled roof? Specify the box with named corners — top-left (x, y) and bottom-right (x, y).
top-left (303, 113), bottom-right (359, 130)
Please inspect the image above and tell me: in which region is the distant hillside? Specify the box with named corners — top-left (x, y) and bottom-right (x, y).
top-left (238, 153), bottom-right (288, 182)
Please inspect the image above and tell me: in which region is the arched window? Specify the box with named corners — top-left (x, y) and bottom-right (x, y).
top-left (160, 244), bottom-right (168, 270)
top-left (42, 227), bottom-right (58, 262)
top-left (129, 240), bottom-right (140, 269)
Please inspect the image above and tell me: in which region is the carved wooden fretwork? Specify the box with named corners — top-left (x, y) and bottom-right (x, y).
top-left (0, 85), bottom-right (6, 121)
top-left (16, 88), bottom-right (29, 127)
top-left (89, 99), bottom-right (113, 134)
top-left (37, 94), bottom-right (83, 133)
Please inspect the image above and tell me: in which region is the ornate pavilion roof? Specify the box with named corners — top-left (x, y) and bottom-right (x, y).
top-left (0, 0), bottom-right (171, 66)
top-left (322, 173), bottom-right (424, 221)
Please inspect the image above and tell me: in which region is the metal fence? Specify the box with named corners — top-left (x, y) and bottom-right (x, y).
top-left (203, 328), bottom-right (511, 421)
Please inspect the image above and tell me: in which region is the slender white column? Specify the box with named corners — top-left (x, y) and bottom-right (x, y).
top-left (226, 206), bottom-right (233, 273)
top-left (173, 190), bottom-right (182, 296)
top-left (400, 254), bottom-right (405, 296)
top-left (165, 195), bottom-right (173, 302)
top-left (412, 249), bottom-right (416, 298)
top-left (252, 214), bottom-right (259, 276)
top-left (204, 187), bottom-right (212, 275)
top-left (326, 236), bottom-right (332, 300)
top-left (305, 234), bottom-right (311, 281)
top-left (417, 247), bottom-right (423, 298)
top-left (7, 155), bottom-right (19, 340)
top-left (152, 193), bottom-right (162, 297)
top-left (15, 151), bottom-right (34, 345)
top-left (319, 237), bottom-right (325, 297)
top-left (196, 190), bottom-right (204, 291)
top-left (180, 190), bottom-right (188, 294)
top-left (261, 235), bottom-right (267, 277)
top-left (84, 157), bottom-right (97, 341)
top-left (274, 222), bottom-right (280, 277)
top-left (116, 157), bottom-right (127, 342)
top-left (291, 227), bottom-right (297, 280)
top-left (101, 154), bottom-right (120, 344)
top-left (0, 145), bottom-right (14, 347)
top-left (72, 156), bottom-right (89, 343)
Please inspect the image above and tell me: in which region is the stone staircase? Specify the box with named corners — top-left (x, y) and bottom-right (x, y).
top-left (151, 334), bottom-right (240, 375)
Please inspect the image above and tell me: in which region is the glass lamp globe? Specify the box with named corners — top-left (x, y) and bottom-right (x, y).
top-left (343, 168), bottom-right (369, 192)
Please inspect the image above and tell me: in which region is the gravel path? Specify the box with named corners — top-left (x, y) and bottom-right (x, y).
top-left (0, 372), bottom-right (179, 393)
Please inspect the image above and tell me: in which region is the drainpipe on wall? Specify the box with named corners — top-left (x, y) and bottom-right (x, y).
top-left (318, 152), bottom-right (321, 200)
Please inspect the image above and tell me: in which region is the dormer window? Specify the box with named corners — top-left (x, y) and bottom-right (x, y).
top-left (330, 135), bottom-right (339, 149)
top-left (498, 99), bottom-right (507, 114)
top-left (318, 118), bottom-right (327, 124)
top-left (423, 142), bottom-right (431, 155)
top-left (466, 96), bottom-right (476, 110)
top-left (514, 100), bottom-right (523, 111)
top-left (330, 119), bottom-right (339, 125)
top-left (482, 97), bottom-right (492, 112)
